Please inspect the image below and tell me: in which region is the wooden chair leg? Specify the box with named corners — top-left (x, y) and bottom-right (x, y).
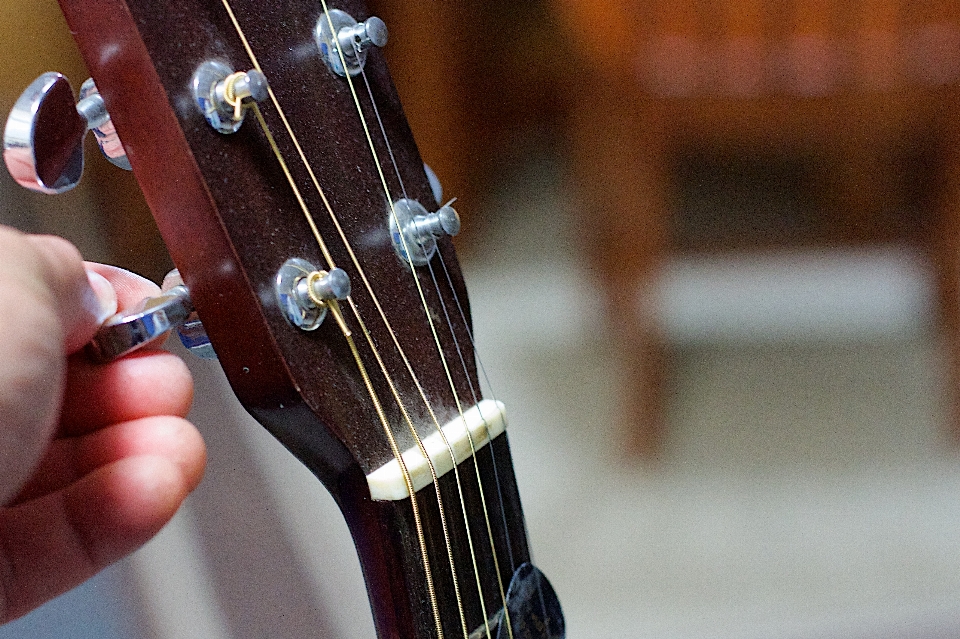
top-left (567, 83), bottom-right (671, 457)
top-left (619, 311), bottom-right (669, 457)
top-left (932, 97), bottom-right (960, 440)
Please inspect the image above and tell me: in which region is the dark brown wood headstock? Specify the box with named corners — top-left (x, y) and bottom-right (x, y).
top-left (53, 1), bottom-right (563, 638)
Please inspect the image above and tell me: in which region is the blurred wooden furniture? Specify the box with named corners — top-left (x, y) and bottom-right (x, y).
top-left (369, 0), bottom-right (574, 249)
top-left (551, 0), bottom-right (960, 455)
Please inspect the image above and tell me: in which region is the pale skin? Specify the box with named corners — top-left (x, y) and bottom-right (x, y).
top-left (0, 224), bottom-right (206, 623)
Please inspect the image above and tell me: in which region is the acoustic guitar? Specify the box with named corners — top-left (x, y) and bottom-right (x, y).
top-left (6, 1), bottom-right (565, 637)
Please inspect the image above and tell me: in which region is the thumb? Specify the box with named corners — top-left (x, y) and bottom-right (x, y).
top-left (0, 228), bottom-right (117, 503)
top-left (25, 235), bottom-right (118, 354)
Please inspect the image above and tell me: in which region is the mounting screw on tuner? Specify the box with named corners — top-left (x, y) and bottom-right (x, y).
top-left (315, 10), bottom-right (388, 76)
top-left (193, 61), bottom-right (269, 134)
top-left (276, 258), bottom-right (351, 331)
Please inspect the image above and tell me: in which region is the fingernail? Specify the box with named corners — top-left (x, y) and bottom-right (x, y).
top-left (84, 270), bottom-right (118, 324)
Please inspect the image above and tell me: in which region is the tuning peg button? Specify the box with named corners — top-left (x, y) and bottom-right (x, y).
top-left (338, 16), bottom-right (388, 54)
top-left (162, 270), bottom-right (217, 359)
top-left (88, 282), bottom-right (194, 363)
top-left (193, 62), bottom-right (269, 134)
top-left (3, 73), bottom-right (130, 194)
top-left (88, 270), bottom-right (216, 363)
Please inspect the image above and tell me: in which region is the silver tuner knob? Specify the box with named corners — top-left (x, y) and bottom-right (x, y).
top-left (315, 10), bottom-right (387, 76)
top-left (87, 270), bottom-right (218, 362)
top-left (3, 73), bottom-right (130, 194)
top-left (88, 273), bottom-right (195, 363)
top-left (276, 258), bottom-right (351, 331)
top-left (338, 16), bottom-right (388, 55)
top-left (192, 62), bottom-right (269, 134)
top-left (78, 78), bottom-right (131, 170)
top-left (414, 201), bottom-right (461, 239)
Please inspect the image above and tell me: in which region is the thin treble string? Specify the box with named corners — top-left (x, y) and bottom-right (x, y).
top-left (435, 251), bottom-right (517, 571)
top-left (354, 55), bottom-right (504, 639)
top-left (345, 23), bottom-right (517, 637)
top-left (338, 18), bottom-right (517, 639)
top-left (357, 65), bottom-right (408, 200)
top-left (423, 258), bottom-right (516, 602)
top-left (427, 251), bottom-right (516, 568)
top-left (359, 56), bottom-right (521, 588)
top-left (317, 13), bottom-right (489, 638)
top-left (217, 3), bottom-right (450, 637)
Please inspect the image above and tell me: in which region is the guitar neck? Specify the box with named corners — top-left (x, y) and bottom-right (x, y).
top-left (332, 433), bottom-right (531, 638)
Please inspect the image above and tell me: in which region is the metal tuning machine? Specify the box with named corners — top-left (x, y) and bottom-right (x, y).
top-left (315, 10), bottom-right (388, 76)
top-left (88, 270), bottom-right (216, 363)
top-left (389, 198), bottom-right (461, 266)
top-left (276, 258), bottom-right (352, 331)
top-left (192, 62), bottom-right (269, 134)
top-left (3, 73), bottom-right (130, 194)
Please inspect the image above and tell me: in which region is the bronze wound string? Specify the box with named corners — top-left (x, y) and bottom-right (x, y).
top-left (218, 1), bottom-right (452, 636)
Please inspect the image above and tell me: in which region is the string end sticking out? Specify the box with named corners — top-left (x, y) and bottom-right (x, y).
top-left (327, 299), bottom-right (353, 338)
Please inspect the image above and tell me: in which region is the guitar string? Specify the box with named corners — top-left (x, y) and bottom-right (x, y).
top-left (436, 249), bottom-right (552, 639)
top-left (216, 3), bottom-right (447, 636)
top-left (317, 11), bottom-right (539, 637)
top-left (325, 9), bottom-right (518, 637)
top-left (351, 52), bottom-right (501, 639)
top-left (250, 102), bottom-right (446, 638)
top-left (247, 101), bottom-right (448, 634)
top-left (219, 2), bottom-right (466, 636)
top-left (353, 49), bottom-right (520, 623)
top-left (314, 9), bottom-right (501, 639)
top-left (435, 253), bottom-right (517, 572)
top-left (352, 54), bottom-right (515, 637)
top-left (315, 11), bottom-right (485, 639)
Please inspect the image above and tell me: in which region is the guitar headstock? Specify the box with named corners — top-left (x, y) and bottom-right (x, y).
top-left (52, 0), bottom-right (477, 487)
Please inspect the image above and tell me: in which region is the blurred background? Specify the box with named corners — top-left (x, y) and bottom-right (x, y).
top-left (4, 0), bottom-right (960, 638)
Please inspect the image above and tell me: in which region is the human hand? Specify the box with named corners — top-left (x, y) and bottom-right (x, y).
top-left (0, 225), bottom-right (205, 622)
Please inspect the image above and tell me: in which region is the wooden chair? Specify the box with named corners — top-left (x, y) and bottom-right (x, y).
top-left (550, 0), bottom-right (960, 455)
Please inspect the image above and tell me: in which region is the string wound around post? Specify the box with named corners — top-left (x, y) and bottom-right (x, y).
top-left (193, 61), bottom-right (269, 134)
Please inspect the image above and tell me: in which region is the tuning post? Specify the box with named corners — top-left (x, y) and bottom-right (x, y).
top-left (4, 73), bottom-right (131, 194)
top-left (337, 16), bottom-right (388, 55)
top-left (389, 198), bottom-right (461, 266)
top-left (276, 258), bottom-right (351, 331)
top-left (315, 10), bottom-right (388, 76)
top-left (75, 79), bottom-right (131, 170)
top-left (193, 62), bottom-right (269, 134)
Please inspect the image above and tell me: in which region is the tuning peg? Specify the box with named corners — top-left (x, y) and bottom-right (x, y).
top-left (192, 62), bottom-right (269, 134)
top-left (87, 270), bottom-right (216, 363)
top-left (3, 72), bottom-right (130, 194)
top-left (276, 258), bottom-right (352, 331)
top-left (161, 270), bottom-right (217, 359)
top-left (390, 198), bottom-right (461, 266)
top-left (315, 10), bottom-right (388, 76)
top-left (337, 15), bottom-right (388, 55)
